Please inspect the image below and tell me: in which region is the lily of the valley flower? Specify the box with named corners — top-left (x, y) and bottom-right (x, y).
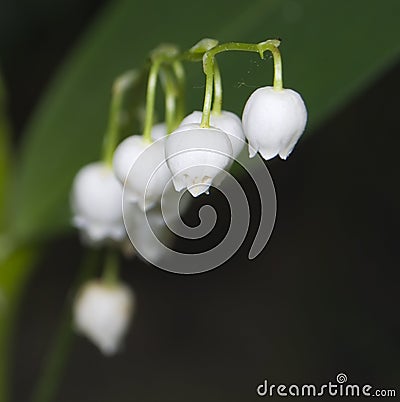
top-left (180, 110), bottom-right (245, 157)
top-left (112, 134), bottom-right (171, 211)
top-left (242, 86), bottom-right (307, 160)
top-left (71, 162), bottom-right (125, 245)
top-left (73, 280), bottom-right (134, 356)
top-left (165, 123), bottom-right (232, 197)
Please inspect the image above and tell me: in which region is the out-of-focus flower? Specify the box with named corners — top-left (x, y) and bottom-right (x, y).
top-left (113, 134), bottom-right (171, 211)
top-left (73, 280), bottom-right (134, 356)
top-left (71, 162), bottom-right (125, 245)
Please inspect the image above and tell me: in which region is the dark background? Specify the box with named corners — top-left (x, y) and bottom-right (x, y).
top-left (1, 0), bottom-right (399, 401)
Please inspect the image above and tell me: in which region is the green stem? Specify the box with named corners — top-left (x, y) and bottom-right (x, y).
top-left (212, 60), bottom-right (222, 115)
top-left (200, 70), bottom-right (214, 128)
top-left (160, 67), bottom-right (178, 134)
top-left (143, 46), bottom-right (186, 139)
top-left (102, 87), bottom-right (123, 166)
top-left (102, 248), bottom-right (119, 285)
top-left (142, 60), bottom-right (162, 142)
top-left (102, 71), bottom-right (138, 166)
top-left (30, 250), bottom-right (100, 402)
top-left (201, 39), bottom-right (282, 127)
top-left (172, 61), bottom-right (186, 124)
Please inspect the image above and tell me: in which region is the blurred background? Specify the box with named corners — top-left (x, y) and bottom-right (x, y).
top-left (0, 0), bottom-right (399, 401)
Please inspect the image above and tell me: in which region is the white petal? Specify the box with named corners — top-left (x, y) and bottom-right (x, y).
top-left (187, 176), bottom-right (213, 197)
top-left (171, 176), bottom-right (187, 192)
top-left (247, 141), bottom-right (259, 159)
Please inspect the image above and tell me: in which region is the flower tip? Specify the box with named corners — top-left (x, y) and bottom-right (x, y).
top-left (99, 342), bottom-right (119, 356)
top-left (259, 148), bottom-right (278, 161)
top-left (248, 150), bottom-right (256, 159)
top-left (188, 182), bottom-right (211, 197)
top-left (248, 144), bottom-right (258, 159)
top-left (172, 177), bottom-right (185, 192)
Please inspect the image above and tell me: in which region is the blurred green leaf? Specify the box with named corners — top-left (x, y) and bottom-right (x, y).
top-left (0, 246), bottom-right (38, 402)
top-left (0, 73), bottom-right (11, 230)
top-left (11, 0), bottom-right (400, 242)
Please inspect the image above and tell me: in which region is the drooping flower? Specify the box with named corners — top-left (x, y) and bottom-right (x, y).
top-left (71, 162), bottom-right (125, 245)
top-left (180, 110), bottom-right (245, 157)
top-left (242, 86), bottom-right (307, 160)
top-left (112, 134), bottom-right (171, 211)
top-left (165, 123), bottom-right (232, 197)
top-left (73, 280), bottom-right (134, 355)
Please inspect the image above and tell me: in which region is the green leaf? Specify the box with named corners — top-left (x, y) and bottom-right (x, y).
top-left (0, 73), bottom-right (12, 230)
top-left (0, 245), bottom-right (39, 402)
top-left (11, 0), bottom-right (400, 242)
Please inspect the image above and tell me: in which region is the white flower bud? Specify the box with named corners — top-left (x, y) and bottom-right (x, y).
top-left (112, 134), bottom-right (171, 211)
top-left (165, 123), bottom-right (232, 197)
top-left (73, 280), bottom-right (134, 356)
top-left (180, 111), bottom-right (245, 158)
top-left (71, 162), bottom-right (125, 245)
top-left (242, 86), bottom-right (307, 160)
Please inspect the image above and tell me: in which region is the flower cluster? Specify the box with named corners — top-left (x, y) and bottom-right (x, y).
top-left (71, 39), bottom-right (307, 244)
top-left (69, 38), bottom-right (307, 354)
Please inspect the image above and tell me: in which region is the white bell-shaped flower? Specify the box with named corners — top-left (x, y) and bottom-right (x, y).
top-left (73, 280), bottom-right (134, 356)
top-left (165, 123), bottom-right (232, 197)
top-left (242, 86), bottom-right (307, 160)
top-left (180, 110), bottom-right (245, 157)
top-left (112, 134), bottom-right (171, 211)
top-left (71, 162), bottom-right (125, 245)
